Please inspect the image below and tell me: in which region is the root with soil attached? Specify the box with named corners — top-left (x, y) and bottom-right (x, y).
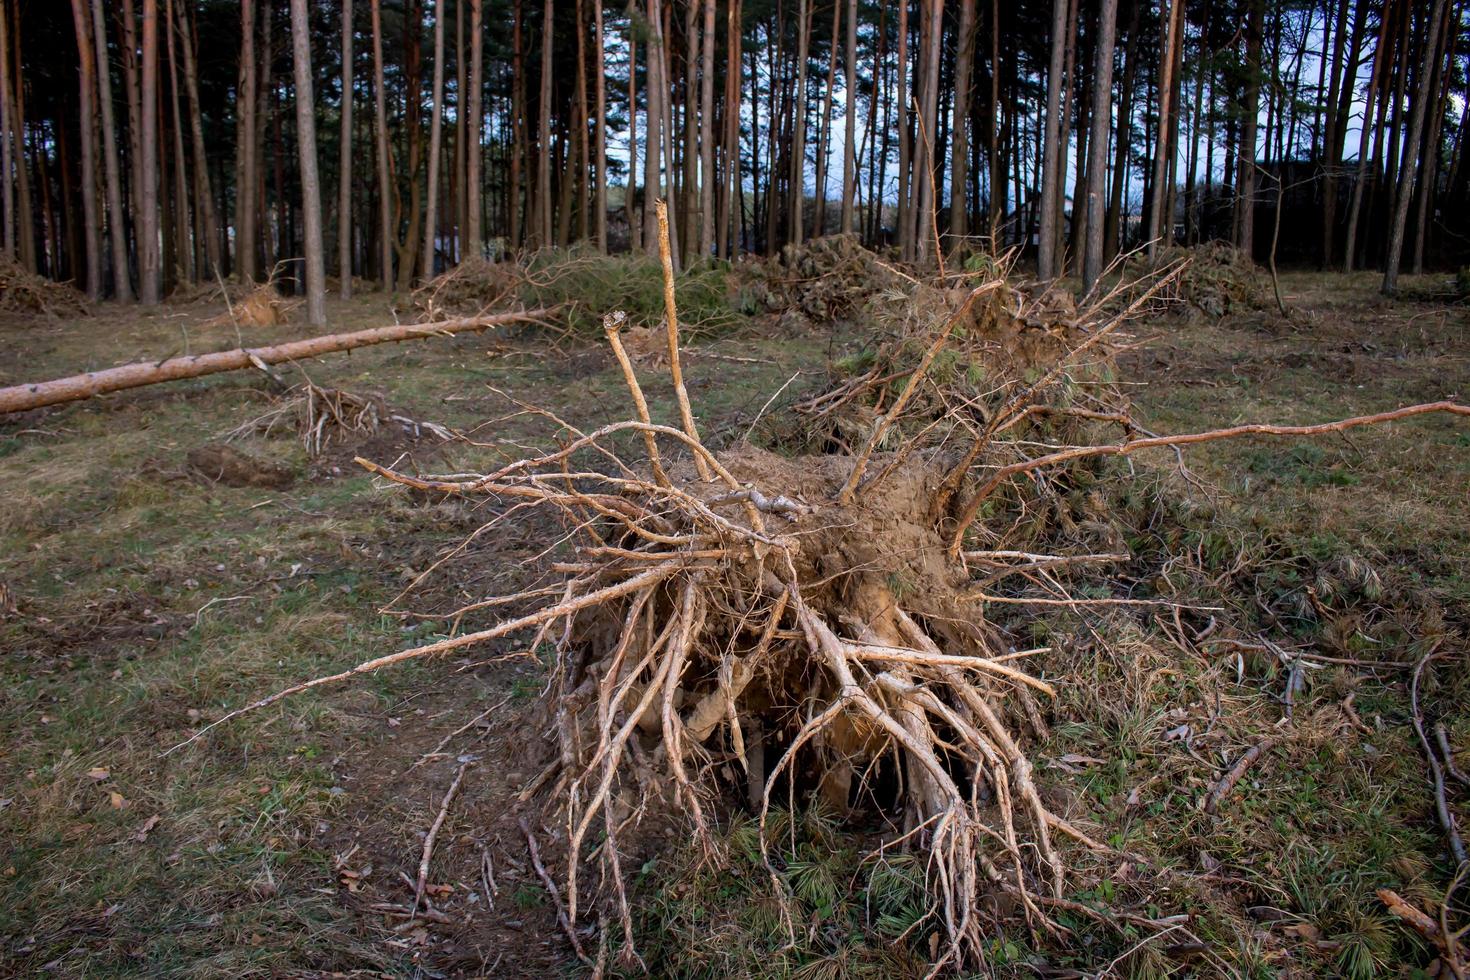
top-left (168, 216), bottom-right (1470, 972)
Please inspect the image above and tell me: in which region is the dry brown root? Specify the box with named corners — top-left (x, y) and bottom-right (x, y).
top-left (352, 434), bottom-right (1081, 967)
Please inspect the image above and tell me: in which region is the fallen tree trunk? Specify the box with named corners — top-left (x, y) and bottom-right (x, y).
top-left (0, 309), bottom-right (554, 415)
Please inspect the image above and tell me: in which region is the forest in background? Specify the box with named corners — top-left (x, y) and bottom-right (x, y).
top-left (2, 0), bottom-right (1466, 324)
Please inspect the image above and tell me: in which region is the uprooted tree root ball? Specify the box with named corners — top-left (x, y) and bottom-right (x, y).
top-left (170, 249), bottom-right (1468, 971)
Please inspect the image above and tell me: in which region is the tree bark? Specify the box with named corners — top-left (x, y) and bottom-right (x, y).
top-left (913, 0), bottom-right (943, 264)
top-left (178, 0), bottom-right (221, 280)
top-left (698, 0), bottom-right (716, 259)
top-left (91, 0), bottom-right (132, 298)
top-left (69, 0), bottom-right (103, 300)
top-left (790, 0), bottom-right (810, 246)
top-left (0, 0), bottom-right (13, 262)
top-left (467, 0), bottom-right (483, 257)
top-left (164, 0), bottom-right (192, 285)
top-left (1145, 0), bottom-right (1184, 259)
top-left (289, 0), bottom-right (327, 325)
top-left (593, 0), bottom-right (607, 251)
top-left (1343, 0), bottom-right (1392, 272)
top-left (536, 0), bottom-right (553, 247)
top-left (1082, 0), bottom-right (1118, 291)
top-left (1234, 0), bottom-right (1264, 257)
top-left (139, 0), bottom-right (161, 303)
top-left (1037, 0), bottom-right (1068, 279)
top-left (235, 0), bottom-right (258, 282)
top-left (370, 0), bottom-right (394, 289)
top-left (839, 0), bottom-right (859, 236)
top-left (338, 0), bottom-right (354, 297)
top-left (1382, 0), bottom-right (1448, 295)
top-left (949, 0), bottom-right (977, 244)
top-left (627, 23), bottom-right (640, 252)
top-left (422, 0), bottom-right (446, 279)
top-left (896, 0), bottom-right (910, 258)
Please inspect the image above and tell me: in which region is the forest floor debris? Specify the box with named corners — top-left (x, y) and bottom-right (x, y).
top-left (1150, 242), bottom-right (1272, 318)
top-left (0, 258), bottom-right (89, 318)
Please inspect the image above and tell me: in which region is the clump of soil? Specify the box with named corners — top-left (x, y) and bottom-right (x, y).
top-left (1151, 242), bottom-right (1269, 317)
top-left (0, 258), bottom-right (88, 317)
top-left (186, 443), bottom-right (296, 489)
top-left (730, 233), bottom-right (905, 322)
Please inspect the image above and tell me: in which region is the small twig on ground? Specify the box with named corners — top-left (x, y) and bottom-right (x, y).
top-left (1412, 647), bottom-right (1467, 865)
top-left (520, 816), bottom-right (590, 963)
top-left (413, 758), bottom-right (472, 915)
top-left (1204, 739), bottom-right (1274, 814)
top-left (192, 594), bottom-right (254, 627)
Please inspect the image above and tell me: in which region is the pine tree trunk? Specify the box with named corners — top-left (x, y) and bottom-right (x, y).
top-left (1146, 0), bottom-right (1184, 259)
top-left (1410, 0), bottom-right (1453, 274)
top-left (537, 0), bottom-right (553, 247)
top-left (69, 0), bottom-right (103, 300)
top-left (644, 0), bottom-right (664, 253)
top-left (0, 0), bottom-right (13, 262)
top-left (896, 0), bottom-right (910, 258)
top-left (1234, 0), bottom-right (1264, 256)
top-left (1383, 0), bottom-right (1448, 295)
top-left (1037, 0), bottom-right (1068, 279)
top-left (467, 0), bottom-right (483, 257)
top-left (235, 0), bottom-right (257, 281)
top-left (92, 0), bottom-right (133, 298)
top-left (164, 0), bottom-right (192, 285)
top-left (371, 0), bottom-right (394, 288)
top-left (178, 0), bottom-right (221, 280)
top-left (139, 0), bottom-right (161, 304)
top-left (338, 0), bottom-right (354, 297)
top-left (593, 0), bottom-right (607, 252)
top-left (913, 0), bottom-right (942, 264)
top-left (814, 0), bottom-right (840, 235)
top-left (422, 0), bottom-right (446, 279)
top-left (627, 24), bottom-right (640, 252)
top-left (289, 0), bottom-right (327, 324)
top-left (510, 0), bottom-right (524, 249)
top-left (698, 0), bottom-right (716, 259)
top-left (721, 0), bottom-right (742, 257)
top-left (949, 0), bottom-right (976, 243)
top-left (790, 0), bottom-right (810, 246)
top-left (1081, 0), bottom-right (1118, 291)
top-left (1318, 0), bottom-right (1351, 267)
top-left (1343, 0), bottom-right (1391, 272)
top-left (840, 0), bottom-right (859, 236)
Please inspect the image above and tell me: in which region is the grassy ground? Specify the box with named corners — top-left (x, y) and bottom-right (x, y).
top-left (0, 269), bottom-right (1465, 977)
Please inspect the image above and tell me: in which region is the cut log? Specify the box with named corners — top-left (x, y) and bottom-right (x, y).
top-left (0, 310), bottom-right (553, 415)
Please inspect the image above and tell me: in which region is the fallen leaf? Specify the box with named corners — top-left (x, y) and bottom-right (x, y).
top-left (135, 815), bottom-right (161, 842)
top-left (1058, 753), bottom-right (1104, 766)
top-left (87, 767), bottom-right (110, 781)
top-left (109, 791), bottom-right (127, 809)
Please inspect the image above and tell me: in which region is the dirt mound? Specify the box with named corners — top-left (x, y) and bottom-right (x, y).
top-left (730, 233), bottom-right (905, 322)
top-left (1152, 242), bottom-right (1269, 317)
top-left (186, 443), bottom-right (296, 489)
top-left (0, 259), bottom-right (88, 317)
